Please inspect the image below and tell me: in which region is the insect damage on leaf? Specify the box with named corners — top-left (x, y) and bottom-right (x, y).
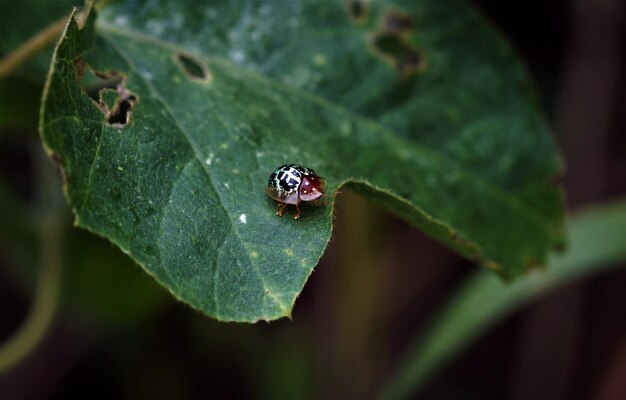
top-left (174, 52), bottom-right (212, 84)
top-left (381, 11), bottom-right (415, 34)
top-left (372, 34), bottom-right (425, 77)
top-left (73, 57), bottom-right (138, 128)
top-left (346, 0), bottom-right (369, 24)
top-left (372, 10), bottom-right (426, 78)
top-left (106, 93), bottom-right (138, 126)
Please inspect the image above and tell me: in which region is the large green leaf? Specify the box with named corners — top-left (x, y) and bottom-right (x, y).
top-left (40, 1), bottom-right (563, 321)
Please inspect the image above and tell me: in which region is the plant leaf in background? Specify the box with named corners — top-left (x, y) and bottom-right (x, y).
top-left (381, 201), bottom-right (626, 399)
top-left (40, 1), bottom-right (563, 322)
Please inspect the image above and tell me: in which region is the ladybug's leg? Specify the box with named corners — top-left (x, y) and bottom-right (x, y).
top-left (276, 203), bottom-right (287, 217)
top-left (293, 203), bottom-right (301, 220)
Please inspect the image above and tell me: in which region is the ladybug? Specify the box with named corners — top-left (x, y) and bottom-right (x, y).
top-left (266, 164), bottom-right (327, 219)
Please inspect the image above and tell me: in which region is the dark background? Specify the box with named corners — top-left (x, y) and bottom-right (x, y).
top-left (1, 0), bottom-right (625, 399)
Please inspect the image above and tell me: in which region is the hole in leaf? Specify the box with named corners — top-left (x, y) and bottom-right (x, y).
top-left (75, 58), bottom-right (125, 102)
top-left (73, 59), bottom-right (139, 128)
top-left (373, 33), bottom-right (426, 78)
top-left (371, 9), bottom-right (427, 78)
top-left (107, 95), bottom-right (137, 127)
top-left (346, 0), bottom-right (368, 24)
top-left (175, 53), bottom-right (212, 83)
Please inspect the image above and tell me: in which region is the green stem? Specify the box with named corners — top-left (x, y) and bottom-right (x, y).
top-left (0, 148), bottom-right (66, 374)
top-left (379, 200), bottom-right (626, 399)
top-left (0, 17), bottom-right (67, 79)
top-left (0, 215), bottom-right (63, 373)
top-left (0, 8), bottom-right (87, 78)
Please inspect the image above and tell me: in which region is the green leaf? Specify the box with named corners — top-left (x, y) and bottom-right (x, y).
top-left (380, 200), bottom-right (626, 399)
top-left (40, 2), bottom-right (563, 321)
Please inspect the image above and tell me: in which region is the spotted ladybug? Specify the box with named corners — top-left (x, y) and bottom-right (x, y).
top-left (266, 164), bottom-right (326, 219)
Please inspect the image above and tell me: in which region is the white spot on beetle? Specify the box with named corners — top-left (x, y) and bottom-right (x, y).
top-left (239, 214), bottom-right (247, 224)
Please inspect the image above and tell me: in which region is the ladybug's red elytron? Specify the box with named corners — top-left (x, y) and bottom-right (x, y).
top-left (266, 164), bottom-right (326, 219)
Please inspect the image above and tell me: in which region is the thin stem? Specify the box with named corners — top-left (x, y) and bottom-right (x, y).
top-left (0, 215), bottom-right (63, 373)
top-left (0, 147), bottom-right (66, 374)
top-left (0, 17), bottom-right (66, 79)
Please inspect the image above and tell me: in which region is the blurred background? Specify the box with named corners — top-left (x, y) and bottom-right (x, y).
top-left (0, 0), bottom-right (625, 399)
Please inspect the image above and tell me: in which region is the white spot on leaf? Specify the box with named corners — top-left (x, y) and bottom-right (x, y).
top-left (313, 54), bottom-right (327, 66)
top-left (171, 13), bottom-right (183, 29)
top-left (205, 153), bottom-right (214, 165)
top-left (114, 15), bottom-right (129, 26)
top-left (239, 214), bottom-right (247, 224)
top-left (260, 4), bottom-right (272, 16)
top-left (230, 49), bottom-right (245, 63)
top-left (146, 20), bottom-right (165, 36)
